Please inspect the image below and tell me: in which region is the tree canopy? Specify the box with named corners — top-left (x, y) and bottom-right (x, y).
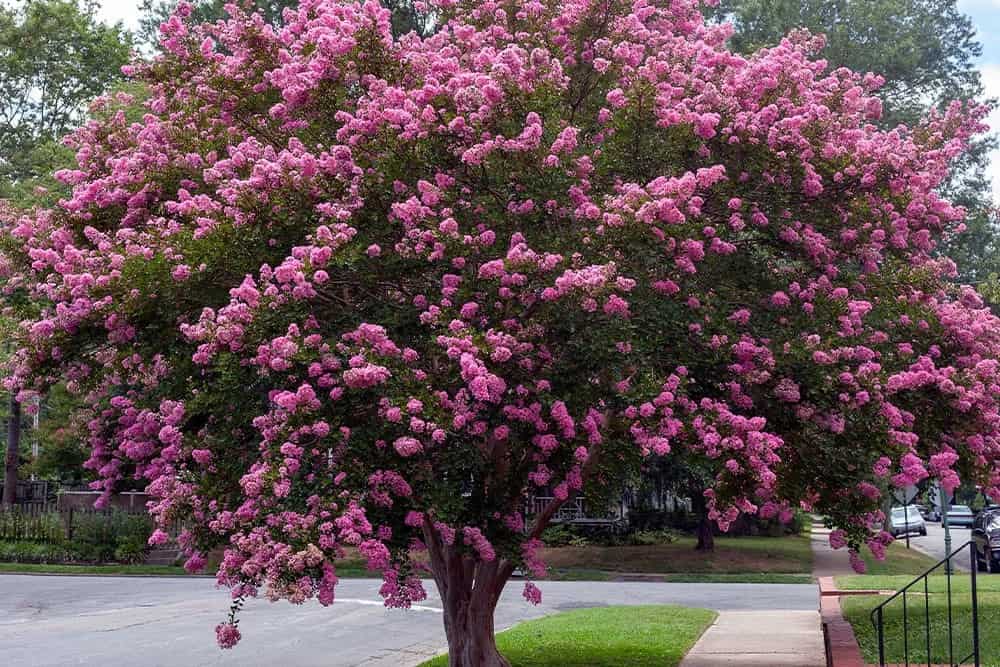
top-left (707, 0), bottom-right (985, 126)
top-left (707, 0), bottom-right (1000, 287)
top-left (139, 0), bottom-right (431, 44)
top-left (2, 0), bottom-right (1000, 664)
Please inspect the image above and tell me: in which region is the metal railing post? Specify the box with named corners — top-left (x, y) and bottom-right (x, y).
top-left (970, 542), bottom-right (980, 667)
top-left (924, 576), bottom-right (930, 667)
top-left (902, 589), bottom-right (909, 664)
top-left (877, 606), bottom-right (886, 667)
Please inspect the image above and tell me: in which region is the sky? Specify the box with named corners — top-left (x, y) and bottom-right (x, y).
top-left (96, 0), bottom-right (1000, 199)
top-left (960, 0), bottom-right (1000, 202)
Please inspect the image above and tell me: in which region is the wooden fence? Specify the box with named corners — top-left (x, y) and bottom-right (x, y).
top-left (0, 504), bottom-right (153, 543)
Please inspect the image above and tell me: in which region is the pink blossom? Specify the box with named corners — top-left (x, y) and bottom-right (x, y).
top-left (393, 437), bottom-right (423, 457)
top-left (215, 623), bottom-right (241, 649)
top-left (522, 582), bottom-right (542, 605)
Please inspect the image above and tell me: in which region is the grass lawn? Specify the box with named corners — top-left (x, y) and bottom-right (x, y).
top-left (546, 569), bottom-right (811, 583)
top-left (418, 605), bottom-right (717, 667)
top-left (827, 540), bottom-right (1000, 664)
top-left (0, 562), bottom-right (191, 576)
top-left (838, 574), bottom-right (1000, 593)
top-left (540, 534), bottom-right (812, 576)
top-left (841, 584), bottom-right (1000, 664)
top-left (0, 533), bottom-right (810, 581)
top-left (660, 572), bottom-right (813, 584)
top-left (853, 542), bottom-right (942, 576)
top-left (0, 559), bottom-right (373, 577)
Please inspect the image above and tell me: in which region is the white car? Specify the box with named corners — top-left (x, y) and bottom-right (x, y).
top-left (889, 505), bottom-right (927, 537)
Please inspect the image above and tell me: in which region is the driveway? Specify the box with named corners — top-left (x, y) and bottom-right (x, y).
top-left (0, 575), bottom-right (818, 666)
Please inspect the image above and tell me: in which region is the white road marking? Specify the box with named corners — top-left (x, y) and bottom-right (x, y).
top-left (336, 598), bottom-right (443, 613)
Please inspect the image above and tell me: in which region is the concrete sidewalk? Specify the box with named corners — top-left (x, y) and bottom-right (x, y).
top-left (680, 520), bottom-right (839, 666)
top-left (679, 610), bottom-right (826, 666)
top-left (812, 521), bottom-right (856, 576)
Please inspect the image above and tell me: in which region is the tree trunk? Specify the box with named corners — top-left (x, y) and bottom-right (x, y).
top-left (442, 596), bottom-right (509, 667)
top-left (3, 396), bottom-right (20, 507)
top-left (695, 512), bottom-right (714, 551)
top-left (423, 524), bottom-right (513, 667)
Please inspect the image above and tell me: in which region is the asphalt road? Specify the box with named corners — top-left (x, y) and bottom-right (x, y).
top-left (0, 575), bottom-right (819, 667)
top-left (898, 521), bottom-right (974, 572)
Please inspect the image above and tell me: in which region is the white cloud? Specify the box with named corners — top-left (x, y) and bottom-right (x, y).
top-left (979, 63), bottom-right (1000, 204)
top-left (96, 0), bottom-right (141, 32)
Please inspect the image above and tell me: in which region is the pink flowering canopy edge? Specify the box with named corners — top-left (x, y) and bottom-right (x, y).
top-left (2, 0), bottom-right (999, 660)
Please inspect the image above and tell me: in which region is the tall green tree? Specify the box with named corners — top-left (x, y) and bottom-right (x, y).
top-left (0, 0), bottom-right (132, 201)
top-left (707, 0), bottom-right (999, 286)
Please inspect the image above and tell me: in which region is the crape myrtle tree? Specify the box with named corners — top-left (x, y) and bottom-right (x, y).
top-left (138, 0), bottom-right (432, 45)
top-left (3, 0), bottom-right (1000, 664)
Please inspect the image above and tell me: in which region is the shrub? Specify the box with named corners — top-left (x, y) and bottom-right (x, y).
top-left (4, 0), bottom-right (1000, 660)
top-left (68, 511), bottom-right (154, 563)
top-left (540, 524), bottom-right (577, 547)
top-left (0, 509), bottom-right (65, 542)
top-left (0, 540), bottom-right (74, 563)
top-left (628, 529), bottom-right (679, 546)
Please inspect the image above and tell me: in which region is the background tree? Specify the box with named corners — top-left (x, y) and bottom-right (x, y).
top-left (706, 0), bottom-right (999, 288)
top-left (0, 0), bottom-right (132, 200)
top-left (4, 1), bottom-right (1000, 665)
top-left (30, 384), bottom-right (89, 485)
top-left (0, 311), bottom-right (25, 506)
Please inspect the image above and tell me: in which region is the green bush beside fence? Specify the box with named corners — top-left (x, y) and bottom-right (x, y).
top-left (0, 506), bottom-right (155, 564)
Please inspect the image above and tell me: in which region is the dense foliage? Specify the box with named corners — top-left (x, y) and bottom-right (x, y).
top-left (139, 0), bottom-right (431, 45)
top-left (2, 0), bottom-right (1000, 662)
top-left (708, 0), bottom-right (984, 125)
top-left (0, 509), bottom-right (154, 564)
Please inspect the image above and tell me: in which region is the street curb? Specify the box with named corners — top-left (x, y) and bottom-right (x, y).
top-left (819, 577), bottom-right (870, 667)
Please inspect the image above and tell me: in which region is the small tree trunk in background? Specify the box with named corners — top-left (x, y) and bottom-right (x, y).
top-left (3, 396), bottom-right (20, 507)
top-left (690, 482), bottom-right (714, 552)
top-left (695, 513), bottom-right (715, 552)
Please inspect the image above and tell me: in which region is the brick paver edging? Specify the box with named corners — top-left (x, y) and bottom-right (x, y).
top-left (819, 576), bottom-right (872, 667)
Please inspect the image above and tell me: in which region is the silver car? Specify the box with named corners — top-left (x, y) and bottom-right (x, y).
top-left (946, 504), bottom-right (976, 528)
top-left (889, 505), bottom-right (927, 537)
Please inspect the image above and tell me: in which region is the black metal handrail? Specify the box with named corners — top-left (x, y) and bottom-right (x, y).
top-left (869, 541), bottom-right (980, 667)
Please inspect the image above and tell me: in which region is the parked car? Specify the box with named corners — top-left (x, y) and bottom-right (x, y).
top-left (945, 504), bottom-right (976, 528)
top-left (889, 505), bottom-right (927, 537)
top-left (917, 504), bottom-right (941, 522)
top-left (973, 507), bottom-right (1000, 573)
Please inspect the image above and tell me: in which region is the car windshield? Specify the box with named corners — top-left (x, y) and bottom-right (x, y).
top-left (891, 507), bottom-right (919, 517)
top-left (950, 505), bottom-right (972, 514)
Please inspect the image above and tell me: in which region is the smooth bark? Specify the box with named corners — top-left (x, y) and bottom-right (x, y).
top-left (423, 522), bottom-right (514, 667)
